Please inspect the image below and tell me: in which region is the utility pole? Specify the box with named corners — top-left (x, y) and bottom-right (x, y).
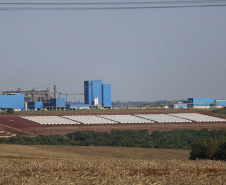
top-left (54, 84), bottom-right (56, 98)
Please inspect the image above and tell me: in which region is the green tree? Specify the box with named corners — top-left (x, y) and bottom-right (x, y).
top-left (214, 140), bottom-right (226, 160)
top-left (7, 108), bottom-right (14, 114)
top-left (189, 137), bottom-right (225, 160)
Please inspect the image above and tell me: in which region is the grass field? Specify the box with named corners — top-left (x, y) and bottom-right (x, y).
top-left (0, 145), bottom-right (225, 184)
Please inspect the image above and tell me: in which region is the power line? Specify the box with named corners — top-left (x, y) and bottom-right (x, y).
top-left (0, 1), bottom-right (226, 10)
top-left (0, 0), bottom-right (226, 5)
top-left (1, 4), bottom-right (226, 10)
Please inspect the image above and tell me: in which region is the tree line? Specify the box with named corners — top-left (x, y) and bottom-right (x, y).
top-left (0, 129), bottom-right (225, 149)
top-left (1, 129), bottom-right (225, 160)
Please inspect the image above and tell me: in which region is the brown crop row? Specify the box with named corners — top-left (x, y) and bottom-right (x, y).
top-left (0, 145), bottom-right (225, 185)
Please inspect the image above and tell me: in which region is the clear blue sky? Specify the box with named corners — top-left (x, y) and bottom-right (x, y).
top-left (0, 1), bottom-right (226, 102)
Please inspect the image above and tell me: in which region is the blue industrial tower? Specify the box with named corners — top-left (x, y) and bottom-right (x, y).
top-left (84, 80), bottom-right (111, 108)
top-left (102, 84), bottom-right (111, 107)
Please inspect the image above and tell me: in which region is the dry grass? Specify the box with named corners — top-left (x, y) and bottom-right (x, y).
top-left (0, 145), bottom-right (225, 185)
top-left (0, 145), bottom-right (190, 160)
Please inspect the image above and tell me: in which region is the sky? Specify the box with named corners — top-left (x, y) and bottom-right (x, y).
top-left (0, 1), bottom-right (226, 102)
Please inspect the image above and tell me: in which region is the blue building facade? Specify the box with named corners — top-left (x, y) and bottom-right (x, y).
top-left (44, 98), bottom-right (66, 110)
top-left (84, 81), bottom-right (92, 105)
top-left (91, 80), bottom-right (103, 105)
top-left (216, 100), bottom-right (226, 107)
top-left (84, 80), bottom-right (111, 108)
top-left (170, 104), bottom-right (187, 109)
top-left (0, 94), bottom-right (24, 110)
top-left (102, 84), bottom-right (111, 107)
top-left (28, 101), bottom-right (43, 110)
top-left (188, 97), bottom-right (214, 108)
top-left (50, 98), bottom-right (65, 107)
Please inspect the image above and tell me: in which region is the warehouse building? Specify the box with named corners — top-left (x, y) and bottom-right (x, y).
top-left (187, 97), bottom-right (215, 109)
top-left (0, 94), bottom-right (24, 111)
top-left (216, 100), bottom-right (226, 108)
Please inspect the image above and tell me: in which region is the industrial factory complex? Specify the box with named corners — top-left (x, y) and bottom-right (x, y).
top-left (0, 80), bottom-right (111, 111)
top-left (0, 80), bottom-right (226, 111)
top-left (170, 98), bottom-right (226, 109)
top-left (0, 80), bottom-right (226, 138)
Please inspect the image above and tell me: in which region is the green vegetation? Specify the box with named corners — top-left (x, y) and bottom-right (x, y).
top-left (0, 135), bottom-right (69, 145)
top-left (67, 130), bottom-right (150, 147)
top-left (150, 129), bottom-right (226, 149)
top-left (190, 138), bottom-right (226, 160)
top-left (212, 109), bottom-right (226, 116)
top-left (0, 129), bottom-right (225, 153)
top-left (6, 108), bottom-right (14, 114)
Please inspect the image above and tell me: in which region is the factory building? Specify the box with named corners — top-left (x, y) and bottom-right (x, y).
top-left (102, 84), bottom-right (112, 107)
top-left (84, 80), bottom-right (111, 108)
top-left (216, 100), bottom-right (226, 108)
top-left (2, 88), bottom-right (52, 103)
top-left (0, 94), bottom-right (24, 111)
top-left (171, 98), bottom-right (218, 109)
top-left (0, 80), bottom-right (111, 111)
top-left (27, 101), bottom-right (43, 110)
top-left (84, 80), bottom-right (103, 105)
top-left (68, 104), bottom-right (90, 110)
top-left (44, 98), bottom-right (66, 110)
top-left (187, 98), bottom-right (215, 109)
top-left (170, 103), bottom-right (187, 109)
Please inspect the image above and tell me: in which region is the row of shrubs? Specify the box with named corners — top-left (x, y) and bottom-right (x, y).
top-left (0, 129), bottom-right (225, 160)
top-left (1, 129), bottom-right (225, 148)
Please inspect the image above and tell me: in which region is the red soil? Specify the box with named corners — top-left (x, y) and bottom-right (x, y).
top-left (0, 109), bottom-right (225, 136)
